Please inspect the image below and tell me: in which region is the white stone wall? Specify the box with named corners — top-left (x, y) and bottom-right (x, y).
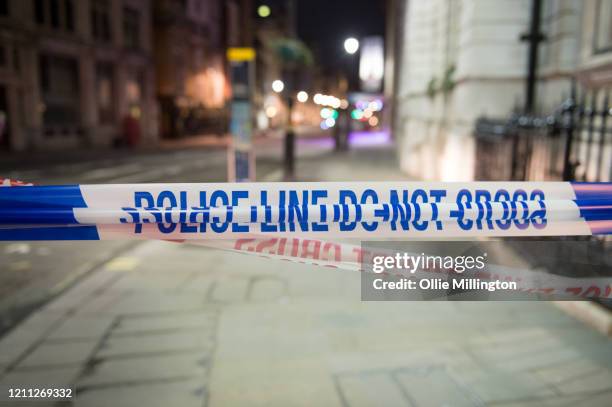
top-left (395, 0), bottom-right (583, 180)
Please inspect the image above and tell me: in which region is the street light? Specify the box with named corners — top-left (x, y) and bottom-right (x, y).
top-left (272, 79), bottom-right (284, 93)
top-left (296, 91), bottom-right (308, 103)
top-left (344, 37), bottom-right (359, 54)
top-left (258, 5), bottom-right (271, 18)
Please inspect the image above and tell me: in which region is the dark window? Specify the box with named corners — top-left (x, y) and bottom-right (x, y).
top-left (39, 54), bottom-right (80, 127)
top-left (64, 0), bottom-right (74, 31)
top-left (50, 0), bottom-right (60, 28)
top-left (122, 7), bottom-right (140, 49)
top-left (13, 47), bottom-right (19, 72)
top-left (96, 63), bottom-right (114, 123)
top-left (595, 0), bottom-right (612, 52)
top-left (0, 0), bottom-right (9, 16)
top-left (91, 0), bottom-right (111, 42)
top-left (34, 0), bottom-right (75, 32)
top-left (34, 0), bottom-right (45, 24)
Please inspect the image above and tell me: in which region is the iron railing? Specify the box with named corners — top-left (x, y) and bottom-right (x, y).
top-left (474, 80), bottom-right (611, 288)
top-left (475, 81), bottom-right (612, 183)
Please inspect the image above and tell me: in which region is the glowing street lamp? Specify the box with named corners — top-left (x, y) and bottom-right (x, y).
top-left (344, 37), bottom-right (359, 54)
top-left (296, 91), bottom-right (308, 103)
top-left (272, 79), bottom-right (284, 93)
top-left (258, 5), bottom-right (271, 18)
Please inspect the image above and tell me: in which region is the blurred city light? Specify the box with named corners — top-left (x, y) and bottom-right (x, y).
top-left (355, 100), bottom-right (368, 110)
top-left (368, 116), bottom-right (379, 126)
top-left (344, 37), bottom-right (359, 54)
top-left (325, 117), bottom-right (336, 127)
top-left (257, 5), bottom-right (271, 18)
top-left (272, 79), bottom-right (284, 93)
top-left (313, 94), bottom-right (341, 108)
top-left (351, 109), bottom-right (363, 120)
top-left (297, 91), bottom-right (309, 103)
top-left (265, 106), bottom-right (277, 118)
top-left (369, 99), bottom-right (383, 111)
top-left (340, 99), bottom-right (349, 109)
top-left (359, 36), bottom-right (384, 92)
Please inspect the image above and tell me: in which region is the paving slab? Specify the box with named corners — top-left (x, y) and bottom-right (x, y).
top-left (75, 377), bottom-right (207, 407)
top-left (1, 366), bottom-right (81, 386)
top-left (97, 330), bottom-right (214, 358)
top-left (0, 311), bottom-right (66, 366)
top-left (113, 312), bottom-right (217, 335)
top-left (77, 352), bottom-right (209, 388)
top-left (17, 340), bottom-right (98, 369)
top-left (46, 316), bottom-right (116, 341)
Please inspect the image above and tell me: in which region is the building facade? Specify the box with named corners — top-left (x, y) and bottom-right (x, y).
top-left (154, 0), bottom-right (228, 139)
top-left (394, 0), bottom-right (610, 181)
top-left (0, 0), bottom-right (156, 151)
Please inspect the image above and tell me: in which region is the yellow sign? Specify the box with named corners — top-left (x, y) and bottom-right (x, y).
top-left (227, 48), bottom-right (256, 61)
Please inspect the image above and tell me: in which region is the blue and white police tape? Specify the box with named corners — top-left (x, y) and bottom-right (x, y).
top-left (0, 181), bottom-right (611, 240)
top-left (195, 238), bottom-right (612, 298)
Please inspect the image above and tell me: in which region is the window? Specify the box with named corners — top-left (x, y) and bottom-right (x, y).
top-left (96, 63), bottom-right (114, 123)
top-left (13, 47), bottom-right (19, 72)
top-left (92, 0), bottom-right (111, 42)
top-left (34, 0), bottom-right (45, 24)
top-left (39, 54), bottom-right (80, 127)
top-left (50, 0), bottom-right (60, 28)
top-left (595, 0), bottom-right (612, 52)
top-left (64, 0), bottom-right (73, 31)
top-left (123, 7), bottom-right (140, 49)
top-left (34, 0), bottom-right (74, 32)
top-left (0, 0), bottom-right (8, 16)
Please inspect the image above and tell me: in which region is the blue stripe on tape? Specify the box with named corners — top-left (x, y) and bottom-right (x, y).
top-left (0, 185), bottom-right (87, 224)
top-left (571, 182), bottom-right (612, 201)
top-left (0, 209), bottom-right (79, 224)
top-left (0, 226), bottom-right (100, 241)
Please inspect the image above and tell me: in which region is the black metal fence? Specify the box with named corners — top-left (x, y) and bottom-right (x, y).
top-left (474, 80), bottom-right (612, 276)
top-left (475, 81), bottom-right (612, 183)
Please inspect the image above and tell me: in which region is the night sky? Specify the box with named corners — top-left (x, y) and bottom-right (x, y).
top-left (297, 0), bottom-right (386, 80)
top-left (256, 0), bottom-right (387, 83)
top-left (297, 0), bottom-right (386, 59)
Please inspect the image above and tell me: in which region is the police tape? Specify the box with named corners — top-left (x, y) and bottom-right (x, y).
top-left (191, 237), bottom-right (612, 299)
top-left (1, 178), bottom-right (610, 298)
top-left (1, 178), bottom-right (33, 187)
top-left (1, 181), bottom-right (611, 240)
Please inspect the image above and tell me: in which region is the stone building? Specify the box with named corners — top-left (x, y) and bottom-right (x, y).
top-left (0, 0), bottom-right (157, 151)
top-left (394, 0), bottom-right (610, 181)
top-left (153, 0), bottom-right (228, 139)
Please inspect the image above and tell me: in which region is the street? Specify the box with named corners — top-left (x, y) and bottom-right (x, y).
top-left (1, 134), bottom-right (611, 406)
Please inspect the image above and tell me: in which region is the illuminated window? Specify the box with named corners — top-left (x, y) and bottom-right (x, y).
top-left (96, 63), bottom-right (114, 123)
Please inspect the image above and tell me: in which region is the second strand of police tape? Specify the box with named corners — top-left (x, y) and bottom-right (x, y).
top-left (188, 236), bottom-right (612, 299)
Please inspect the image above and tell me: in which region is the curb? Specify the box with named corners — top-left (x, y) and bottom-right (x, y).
top-left (554, 301), bottom-right (612, 337)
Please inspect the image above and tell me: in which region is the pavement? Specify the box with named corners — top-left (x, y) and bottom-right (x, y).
top-left (1, 133), bottom-right (611, 406)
